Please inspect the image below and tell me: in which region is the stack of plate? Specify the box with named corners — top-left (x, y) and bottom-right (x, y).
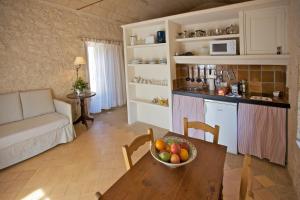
top-left (129, 59), bottom-right (142, 64)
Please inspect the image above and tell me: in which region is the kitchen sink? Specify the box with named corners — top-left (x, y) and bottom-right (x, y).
top-left (250, 96), bottom-right (272, 102)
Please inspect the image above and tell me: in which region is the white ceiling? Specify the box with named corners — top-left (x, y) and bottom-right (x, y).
top-left (44, 0), bottom-right (250, 24)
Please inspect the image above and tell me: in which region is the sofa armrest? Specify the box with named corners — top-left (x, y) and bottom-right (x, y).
top-left (53, 99), bottom-right (73, 125)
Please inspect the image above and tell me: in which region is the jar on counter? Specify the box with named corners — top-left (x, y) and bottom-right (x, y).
top-left (239, 80), bottom-right (247, 94)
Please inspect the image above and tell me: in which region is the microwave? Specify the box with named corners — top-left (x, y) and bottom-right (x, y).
top-left (209, 40), bottom-right (237, 55)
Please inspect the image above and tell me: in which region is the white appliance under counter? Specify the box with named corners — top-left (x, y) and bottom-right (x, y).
top-left (204, 99), bottom-right (237, 154)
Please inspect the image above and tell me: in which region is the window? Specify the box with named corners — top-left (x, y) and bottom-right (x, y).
top-left (85, 41), bottom-right (126, 113)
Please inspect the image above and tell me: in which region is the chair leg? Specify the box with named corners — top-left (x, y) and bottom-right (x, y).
top-left (95, 191), bottom-right (102, 199)
top-left (218, 183), bottom-right (223, 200)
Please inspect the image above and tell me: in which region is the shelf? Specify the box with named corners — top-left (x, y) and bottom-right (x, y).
top-left (127, 64), bottom-right (167, 67)
top-left (129, 82), bottom-right (168, 87)
top-left (176, 34), bottom-right (240, 42)
top-left (129, 99), bottom-right (169, 109)
top-left (174, 55), bottom-right (290, 65)
top-left (127, 43), bottom-right (166, 49)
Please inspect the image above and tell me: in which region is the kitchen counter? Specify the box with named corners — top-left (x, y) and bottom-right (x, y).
top-left (173, 88), bottom-right (290, 108)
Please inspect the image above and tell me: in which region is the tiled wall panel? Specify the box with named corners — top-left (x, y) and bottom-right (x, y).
top-left (175, 64), bottom-right (287, 95)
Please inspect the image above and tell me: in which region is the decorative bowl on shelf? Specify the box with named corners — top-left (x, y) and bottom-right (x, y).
top-left (150, 136), bottom-right (197, 168)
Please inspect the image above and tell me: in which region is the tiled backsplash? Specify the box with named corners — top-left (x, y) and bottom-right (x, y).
top-left (174, 64), bottom-right (287, 95)
top-left (221, 65), bottom-right (286, 94)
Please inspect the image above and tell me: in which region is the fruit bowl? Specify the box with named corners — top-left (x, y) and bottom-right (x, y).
top-left (150, 136), bottom-right (197, 168)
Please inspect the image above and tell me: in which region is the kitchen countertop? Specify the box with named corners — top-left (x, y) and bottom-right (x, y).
top-left (173, 88), bottom-right (290, 108)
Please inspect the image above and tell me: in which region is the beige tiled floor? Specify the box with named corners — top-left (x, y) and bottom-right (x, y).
top-left (0, 107), bottom-right (298, 200)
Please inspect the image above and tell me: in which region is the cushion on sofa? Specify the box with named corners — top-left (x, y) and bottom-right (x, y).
top-left (20, 89), bottom-right (55, 119)
top-left (0, 92), bottom-right (23, 125)
top-left (0, 112), bottom-right (69, 149)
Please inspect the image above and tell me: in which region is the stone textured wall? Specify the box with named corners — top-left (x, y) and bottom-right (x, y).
top-left (0, 0), bottom-right (122, 98)
top-left (287, 0), bottom-right (300, 197)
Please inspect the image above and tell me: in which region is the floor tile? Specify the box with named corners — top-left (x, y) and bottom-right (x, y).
top-left (255, 175), bottom-right (275, 188)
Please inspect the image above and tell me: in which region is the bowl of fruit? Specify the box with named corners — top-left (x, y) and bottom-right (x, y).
top-left (150, 136), bottom-right (197, 168)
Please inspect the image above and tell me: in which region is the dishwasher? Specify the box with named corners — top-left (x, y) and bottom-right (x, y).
top-left (204, 99), bottom-right (237, 154)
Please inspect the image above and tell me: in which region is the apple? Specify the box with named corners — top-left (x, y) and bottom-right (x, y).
top-left (159, 152), bottom-right (171, 162)
top-left (180, 142), bottom-right (190, 152)
top-left (170, 143), bottom-right (181, 154)
top-left (170, 154), bottom-right (180, 164)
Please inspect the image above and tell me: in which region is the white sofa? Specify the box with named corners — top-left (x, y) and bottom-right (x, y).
top-left (0, 89), bottom-right (76, 169)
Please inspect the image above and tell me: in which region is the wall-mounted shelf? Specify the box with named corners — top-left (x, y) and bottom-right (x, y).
top-left (173, 55), bottom-right (289, 65)
top-left (129, 99), bottom-right (169, 109)
top-left (176, 34), bottom-right (240, 42)
top-left (127, 64), bottom-right (167, 67)
top-left (129, 82), bottom-right (168, 87)
top-left (127, 43), bottom-right (166, 49)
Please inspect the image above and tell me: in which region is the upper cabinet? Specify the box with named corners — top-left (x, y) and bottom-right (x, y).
top-left (244, 6), bottom-right (287, 55)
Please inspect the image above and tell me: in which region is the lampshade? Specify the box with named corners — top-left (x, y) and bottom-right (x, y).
top-left (74, 56), bottom-right (86, 65)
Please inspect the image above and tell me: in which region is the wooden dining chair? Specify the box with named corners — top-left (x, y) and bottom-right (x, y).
top-left (240, 154), bottom-right (254, 200)
top-left (95, 191), bottom-right (102, 199)
top-left (183, 117), bottom-right (220, 144)
top-left (122, 128), bottom-right (154, 171)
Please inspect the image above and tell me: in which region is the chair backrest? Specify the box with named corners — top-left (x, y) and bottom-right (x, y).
top-left (183, 117), bottom-right (220, 144)
top-left (122, 128), bottom-right (154, 171)
top-left (240, 154), bottom-right (254, 200)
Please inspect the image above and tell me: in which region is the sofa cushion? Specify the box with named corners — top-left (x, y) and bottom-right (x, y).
top-left (0, 92), bottom-right (23, 125)
top-left (0, 112), bottom-right (69, 149)
top-left (20, 89), bottom-right (55, 119)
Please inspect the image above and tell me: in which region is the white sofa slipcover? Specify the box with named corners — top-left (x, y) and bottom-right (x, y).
top-left (0, 92), bottom-right (23, 124)
top-left (0, 89), bottom-right (76, 169)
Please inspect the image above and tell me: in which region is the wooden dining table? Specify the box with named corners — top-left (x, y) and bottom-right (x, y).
top-left (101, 132), bottom-right (227, 200)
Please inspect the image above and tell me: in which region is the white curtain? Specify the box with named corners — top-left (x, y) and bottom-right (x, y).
top-left (86, 41), bottom-right (126, 113)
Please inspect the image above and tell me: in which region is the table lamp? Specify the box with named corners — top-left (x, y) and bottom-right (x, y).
top-left (74, 56), bottom-right (86, 79)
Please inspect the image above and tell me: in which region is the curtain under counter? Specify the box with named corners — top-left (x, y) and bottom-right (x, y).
top-left (172, 94), bottom-right (205, 139)
top-left (238, 103), bottom-right (287, 166)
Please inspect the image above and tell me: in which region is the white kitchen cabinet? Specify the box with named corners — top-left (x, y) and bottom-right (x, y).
top-left (244, 6), bottom-right (287, 55)
top-left (204, 100), bottom-right (237, 154)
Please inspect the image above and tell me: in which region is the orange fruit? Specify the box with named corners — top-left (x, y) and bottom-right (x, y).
top-left (155, 139), bottom-right (165, 151)
top-left (179, 148), bottom-right (189, 162)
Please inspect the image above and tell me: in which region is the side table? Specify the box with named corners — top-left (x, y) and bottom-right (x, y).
top-left (67, 92), bottom-right (96, 129)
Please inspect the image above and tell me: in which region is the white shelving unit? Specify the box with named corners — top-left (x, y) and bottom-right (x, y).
top-left (122, 0), bottom-right (288, 130)
top-left (130, 99), bottom-right (169, 109)
top-left (174, 55), bottom-right (290, 65)
top-left (127, 43), bottom-right (166, 48)
top-left (129, 82), bottom-right (168, 88)
top-left (127, 64), bottom-right (167, 67)
top-left (176, 34), bottom-right (240, 42)
top-left (122, 20), bottom-right (173, 129)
